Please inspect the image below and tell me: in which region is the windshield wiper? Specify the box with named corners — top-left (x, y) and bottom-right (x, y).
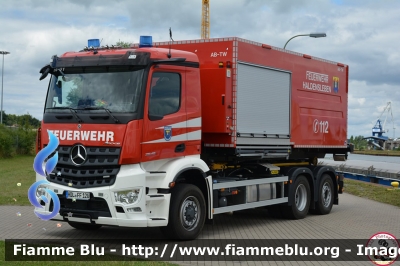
top-left (81, 107), bottom-right (120, 123)
top-left (47, 107), bottom-right (83, 123)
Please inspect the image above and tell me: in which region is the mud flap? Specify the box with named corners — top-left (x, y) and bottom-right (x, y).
top-left (338, 174), bottom-right (344, 194)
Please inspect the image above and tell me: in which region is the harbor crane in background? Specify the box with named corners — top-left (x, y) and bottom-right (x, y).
top-left (372, 102), bottom-right (394, 139)
top-left (201, 0), bottom-right (210, 39)
top-left (365, 102), bottom-right (396, 150)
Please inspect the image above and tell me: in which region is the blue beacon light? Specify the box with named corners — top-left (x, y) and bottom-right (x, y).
top-left (139, 36), bottom-right (153, 48)
top-left (88, 39), bottom-right (100, 48)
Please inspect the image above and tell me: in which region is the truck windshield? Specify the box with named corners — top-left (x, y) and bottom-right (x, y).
top-left (45, 66), bottom-right (144, 113)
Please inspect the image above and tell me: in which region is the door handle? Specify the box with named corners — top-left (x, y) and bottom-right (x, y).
top-left (175, 143), bottom-right (185, 153)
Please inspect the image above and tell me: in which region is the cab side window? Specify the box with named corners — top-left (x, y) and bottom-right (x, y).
top-left (149, 72), bottom-right (181, 119)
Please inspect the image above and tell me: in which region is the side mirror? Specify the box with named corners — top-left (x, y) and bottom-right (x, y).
top-left (39, 65), bottom-right (52, 80)
top-left (55, 81), bottom-right (62, 104)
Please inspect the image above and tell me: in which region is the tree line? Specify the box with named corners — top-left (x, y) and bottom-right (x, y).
top-left (0, 112), bottom-right (40, 158)
top-left (349, 135), bottom-right (400, 151)
top-left (1, 111), bottom-right (41, 128)
top-left (349, 135), bottom-right (369, 150)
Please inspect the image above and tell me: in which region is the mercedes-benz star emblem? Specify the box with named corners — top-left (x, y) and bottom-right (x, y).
top-left (70, 145), bottom-right (87, 166)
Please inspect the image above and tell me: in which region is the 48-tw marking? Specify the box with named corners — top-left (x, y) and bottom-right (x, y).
top-left (313, 119), bottom-right (329, 134)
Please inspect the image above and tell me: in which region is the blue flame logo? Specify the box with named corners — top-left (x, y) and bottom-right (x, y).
top-left (28, 130), bottom-right (60, 220)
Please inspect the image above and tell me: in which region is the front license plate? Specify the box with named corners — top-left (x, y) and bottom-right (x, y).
top-left (66, 191), bottom-right (90, 200)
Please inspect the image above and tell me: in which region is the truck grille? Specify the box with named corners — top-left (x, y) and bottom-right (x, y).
top-left (46, 145), bottom-right (121, 188)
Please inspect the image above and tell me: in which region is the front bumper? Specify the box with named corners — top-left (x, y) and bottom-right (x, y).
top-left (34, 164), bottom-right (170, 227)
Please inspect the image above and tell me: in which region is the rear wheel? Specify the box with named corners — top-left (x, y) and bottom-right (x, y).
top-left (161, 184), bottom-right (206, 240)
top-left (283, 175), bottom-right (310, 219)
top-left (68, 222), bottom-right (102, 230)
top-left (314, 174), bottom-right (334, 215)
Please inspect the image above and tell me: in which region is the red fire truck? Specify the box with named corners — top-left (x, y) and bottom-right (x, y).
top-left (36, 36), bottom-right (350, 239)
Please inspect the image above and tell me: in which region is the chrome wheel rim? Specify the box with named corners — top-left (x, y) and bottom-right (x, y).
top-left (180, 196), bottom-right (200, 231)
top-left (322, 182), bottom-right (332, 208)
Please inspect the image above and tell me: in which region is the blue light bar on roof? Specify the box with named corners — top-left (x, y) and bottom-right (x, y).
top-left (139, 36), bottom-right (153, 48)
top-left (88, 39), bottom-right (100, 48)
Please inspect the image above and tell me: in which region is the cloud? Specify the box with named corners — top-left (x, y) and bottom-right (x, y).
top-left (347, 80), bottom-right (397, 138)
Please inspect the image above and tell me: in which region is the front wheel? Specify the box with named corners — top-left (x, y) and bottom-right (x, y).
top-left (161, 184), bottom-right (206, 240)
top-left (314, 174), bottom-right (334, 215)
top-left (283, 175), bottom-right (311, 219)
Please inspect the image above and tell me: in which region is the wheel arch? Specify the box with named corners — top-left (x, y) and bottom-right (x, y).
top-left (145, 156), bottom-right (212, 220)
top-left (173, 167), bottom-right (212, 221)
top-left (283, 167), bottom-right (314, 207)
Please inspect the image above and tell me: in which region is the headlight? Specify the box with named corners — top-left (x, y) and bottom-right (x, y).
top-left (36, 185), bottom-right (48, 203)
top-left (114, 188), bottom-right (141, 205)
top-left (36, 185), bottom-right (47, 198)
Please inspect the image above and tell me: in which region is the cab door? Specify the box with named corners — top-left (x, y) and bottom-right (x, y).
top-left (141, 65), bottom-right (187, 162)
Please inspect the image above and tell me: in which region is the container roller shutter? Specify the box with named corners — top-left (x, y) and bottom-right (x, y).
top-left (237, 62), bottom-right (290, 136)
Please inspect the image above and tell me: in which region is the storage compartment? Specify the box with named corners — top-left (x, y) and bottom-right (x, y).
top-left (157, 37), bottom-right (348, 149)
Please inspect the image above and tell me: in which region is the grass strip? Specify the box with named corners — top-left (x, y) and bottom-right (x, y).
top-left (0, 155), bottom-right (36, 206)
top-left (344, 178), bottom-right (400, 207)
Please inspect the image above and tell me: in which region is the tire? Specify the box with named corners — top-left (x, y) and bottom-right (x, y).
top-left (283, 175), bottom-right (311, 219)
top-left (314, 174), bottom-right (334, 215)
top-left (68, 221), bottom-right (102, 230)
top-left (161, 184), bottom-right (206, 240)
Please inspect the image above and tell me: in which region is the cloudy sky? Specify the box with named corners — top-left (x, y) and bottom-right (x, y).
top-left (0, 0), bottom-right (399, 138)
